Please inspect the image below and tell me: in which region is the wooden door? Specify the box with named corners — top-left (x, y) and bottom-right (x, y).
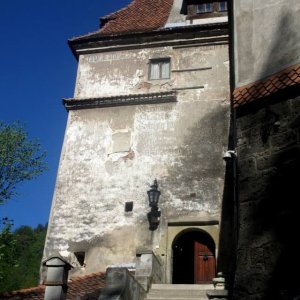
top-left (194, 240), bottom-right (216, 284)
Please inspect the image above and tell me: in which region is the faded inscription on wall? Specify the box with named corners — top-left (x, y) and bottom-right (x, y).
top-left (86, 53), bottom-right (133, 63)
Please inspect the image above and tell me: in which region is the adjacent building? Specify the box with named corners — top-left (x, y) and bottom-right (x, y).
top-left (232, 1), bottom-right (300, 299)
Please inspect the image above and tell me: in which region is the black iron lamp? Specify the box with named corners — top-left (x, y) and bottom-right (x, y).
top-left (147, 179), bottom-right (161, 207)
top-left (147, 179), bottom-right (161, 231)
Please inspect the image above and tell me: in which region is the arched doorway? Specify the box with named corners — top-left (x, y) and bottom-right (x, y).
top-left (172, 229), bottom-right (216, 284)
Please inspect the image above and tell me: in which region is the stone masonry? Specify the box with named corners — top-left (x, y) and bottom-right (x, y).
top-left (234, 89), bottom-right (300, 299)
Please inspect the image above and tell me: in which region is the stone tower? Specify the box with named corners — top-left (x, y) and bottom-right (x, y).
top-left (43, 0), bottom-right (231, 285)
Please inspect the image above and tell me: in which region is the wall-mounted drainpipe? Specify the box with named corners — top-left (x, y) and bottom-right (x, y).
top-left (227, 0), bottom-right (239, 297)
top-left (43, 256), bottom-right (73, 300)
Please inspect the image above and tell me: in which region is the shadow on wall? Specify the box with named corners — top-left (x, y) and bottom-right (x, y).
top-left (216, 144), bottom-right (236, 291)
top-left (233, 9), bottom-right (300, 299)
top-left (261, 129), bottom-right (300, 299)
top-left (162, 103), bottom-right (230, 216)
top-left (258, 11), bottom-right (300, 81)
top-left (235, 90), bottom-right (300, 299)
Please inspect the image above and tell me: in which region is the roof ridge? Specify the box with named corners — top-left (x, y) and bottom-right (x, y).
top-left (100, 0), bottom-right (135, 21)
top-left (69, 0), bottom-right (174, 41)
top-left (99, 0), bottom-right (173, 35)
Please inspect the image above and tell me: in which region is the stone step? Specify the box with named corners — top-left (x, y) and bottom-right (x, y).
top-left (146, 284), bottom-right (214, 299)
top-left (147, 291), bottom-right (208, 297)
top-left (150, 284), bottom-right (214, 290)
top-left (146, 296), bottom-right (208, 300)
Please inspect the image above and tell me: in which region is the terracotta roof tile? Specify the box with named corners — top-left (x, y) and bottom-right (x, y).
top-left (0, 272), bottom-right (105, 300)
top-left (233, 63), bottom-right (300, 108)
top-left (99, 0), bottom-right (174, 35)
top-left (67, 272), bottom-right (105, 299)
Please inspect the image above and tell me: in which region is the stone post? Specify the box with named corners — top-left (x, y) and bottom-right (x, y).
top-left (98, 267), bottom-right (146, 300)
top-left (135, 250), bottom-right (163, 291)
top-left (43, 256), bottom-right (73, 300)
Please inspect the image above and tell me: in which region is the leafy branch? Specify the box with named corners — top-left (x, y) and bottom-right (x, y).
top-left (0, 122), bottom-right (47, 204)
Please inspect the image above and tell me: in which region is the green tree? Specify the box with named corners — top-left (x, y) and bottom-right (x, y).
top-left (0, 122), bottom-right (47, 204)
top-left (0, 122), bottom-right (47, 292)
top-left (0, 218), bottom-right (17, 284)
top-left (0, 223), bottom-right (48, 292)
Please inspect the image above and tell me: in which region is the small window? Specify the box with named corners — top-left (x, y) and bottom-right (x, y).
top-left (218, 1), bottom-right (227, 12)
top-left (74, 252), bottom-right (85, 267)
top-left (149, 58), bottom-right (170, 80)
top-left (197, 3), bottom-right (213, 14)
top-left (125, 202), bottom-right (133, 212)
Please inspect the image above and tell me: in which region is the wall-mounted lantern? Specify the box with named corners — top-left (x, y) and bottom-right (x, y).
top-left (147, 179), bottom-right (161, 231)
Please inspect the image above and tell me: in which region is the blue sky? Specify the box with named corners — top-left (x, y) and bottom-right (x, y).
top-left (0, 0), bottom-right (132, 229)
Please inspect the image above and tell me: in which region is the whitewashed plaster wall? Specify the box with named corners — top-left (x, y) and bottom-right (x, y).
top-left (43, 43), bottom-right (230, 276)
top-left (234, 0), bottom-right (300, 87)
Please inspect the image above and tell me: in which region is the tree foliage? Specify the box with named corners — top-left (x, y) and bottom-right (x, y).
top-left (0, 218), bottom-right (17, 283)
top-left (0, 122), bottom-right (47, 292)
top-left (0, 122), bottom-right (47, 204)
top-left (0, 223), bottom-right (48, 293)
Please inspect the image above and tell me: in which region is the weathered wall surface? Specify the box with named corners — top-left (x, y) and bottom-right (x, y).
top-left (235, 91), bottom-right (300, 299)
top-left (234, 0), bottom-right (300, 87)
top-left (44, 43), bottom-right (230, 278)
top-left (74, 45), bottom-right (229, 99)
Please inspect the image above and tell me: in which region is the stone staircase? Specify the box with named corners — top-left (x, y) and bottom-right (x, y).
top-left (145, 284), bottom-right (214, 300)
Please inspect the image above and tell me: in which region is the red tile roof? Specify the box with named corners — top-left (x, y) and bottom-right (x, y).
top-left (233, 63), bottom-right (300, 108)
top-left (0, 272), bottom-right (105, 300)
top-left (99, 0), bottom-right (174, 35)
top-left (67, 272), bottom-right (105, 299)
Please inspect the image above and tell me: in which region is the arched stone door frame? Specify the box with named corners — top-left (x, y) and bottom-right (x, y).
top-left (165, 224), bottom-right (219, 284)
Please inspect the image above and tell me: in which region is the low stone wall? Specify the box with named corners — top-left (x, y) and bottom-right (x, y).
top-left (99, 268), bottom-right (146, 300)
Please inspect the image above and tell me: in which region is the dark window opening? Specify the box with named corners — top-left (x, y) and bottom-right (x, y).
top-left (74, 252), bottom-right (85, 266)
top-left (149, 58), bottom-right (170, 80)
top-left (125, 201), bottom-right (133, 212)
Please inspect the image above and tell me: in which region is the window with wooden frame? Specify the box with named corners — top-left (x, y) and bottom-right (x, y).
top-left (149, 58), bottom-right (170, 80)
top-left (197, 3), bottom-right (213, 13)
top-left (186, 0), bottom-right (228, 19)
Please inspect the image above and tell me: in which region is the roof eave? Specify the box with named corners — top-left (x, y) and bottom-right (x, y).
top-left (68, 22), bottom-right (228, 60)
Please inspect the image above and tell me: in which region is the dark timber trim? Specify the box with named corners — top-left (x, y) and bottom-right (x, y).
top-left (172, 85), bottom-right (205, 90)
top-left (68, 23), bottom-right (228, 59)
top-left (172, 67), bottom-right (212, 72)
top-left (63, 91), bottom-right (177, 110)
top-left (168, 220), bottom-right (219, 226)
